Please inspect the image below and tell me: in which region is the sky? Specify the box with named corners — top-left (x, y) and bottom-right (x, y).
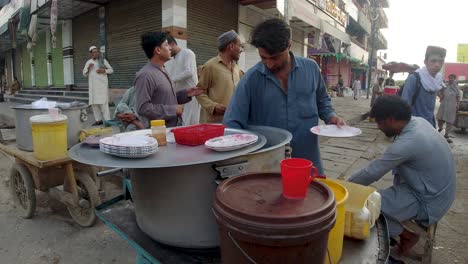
top-left (381, 0), bottom-right (468, 80)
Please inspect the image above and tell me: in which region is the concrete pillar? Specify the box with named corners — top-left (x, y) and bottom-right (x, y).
top-left (162, 0), bottom-right (187, 48)
top-left (30, 50), bottom-right (35, 87)
top-left (98, 7), bottom-right (106, 57)
top-left (46, 30), bottom-right (53, 86)
top-left (62, 20), bottom-right (74, 88)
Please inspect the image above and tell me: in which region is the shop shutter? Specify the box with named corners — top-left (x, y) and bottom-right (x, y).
top-left (238, 23), bottom-right (259, 72)
top-left (33, 32), bottom-right (48, 87)
top-left (187, 0), bottom-right (239, 66)
top-left (14, 45), bottom-right (23, 82)
top-left (5, 51), bottom-right (12, 86)
top-left (22, 44), bottom-right (32, 87)
top-left (106, 0), bottom-right (162, 88)
top-left (72, 8), bottom-right (100, 87)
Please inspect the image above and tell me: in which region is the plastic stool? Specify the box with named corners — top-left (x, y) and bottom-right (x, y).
top-left (402, 220), bottom-right (438, 263)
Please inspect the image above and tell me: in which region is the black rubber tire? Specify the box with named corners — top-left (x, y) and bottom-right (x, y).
top-left (9, 163), bottom-right (36, 219)
top-left (66, 171), bottom-right (100, 227)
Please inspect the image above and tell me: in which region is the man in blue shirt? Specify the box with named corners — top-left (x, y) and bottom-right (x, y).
top-left (401, 46), bottom-right (446, 127)
top-left (223, 18), bottom-right (344, 174)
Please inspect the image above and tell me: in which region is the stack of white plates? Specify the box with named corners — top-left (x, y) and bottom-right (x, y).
top-left (99, 135), bottom-right (158, 158)
top-left (205, 134), bottom-right (258, 152)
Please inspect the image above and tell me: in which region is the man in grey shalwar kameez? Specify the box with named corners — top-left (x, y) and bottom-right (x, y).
top-left (348, 95), bottom-right (456, 255)
top-left (437, 74), bottom-right (461, 142)
top-left (135, 32), bottom-right (203, 128)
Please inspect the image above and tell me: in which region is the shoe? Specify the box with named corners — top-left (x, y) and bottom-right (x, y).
top-left (398, 229), bottom-right (420, 255)
top-left (438, 128), bottom-right (443, 132)
top-left (446, 138), bottom-right (453, 143)
top-left (92, 120), bottom-right (103, 126)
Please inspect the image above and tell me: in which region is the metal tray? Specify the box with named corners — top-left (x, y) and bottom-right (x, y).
top-left (69, 128), bottom-right (267, 169)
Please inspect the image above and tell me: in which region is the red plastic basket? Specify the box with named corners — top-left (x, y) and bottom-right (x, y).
top-left (384, 87), bottom-right (399, 95)
top-left (171, 124), bottom-right (226, 146)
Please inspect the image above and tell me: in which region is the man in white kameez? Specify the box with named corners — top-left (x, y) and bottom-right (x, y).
top-left (348, 95), bottom-right (456, 258)
top-left (352, 77), bottom-right (361, 100)
top-left (83, 46), bottom-right (114, 126)
top-left (164, 34), bottom-right (201, 125)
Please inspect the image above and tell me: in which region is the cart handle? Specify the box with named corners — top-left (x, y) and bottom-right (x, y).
top-left (97, 168), bottom-right (123, 177)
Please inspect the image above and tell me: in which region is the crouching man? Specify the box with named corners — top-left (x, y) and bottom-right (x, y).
top-left (348, 95), bottom-right (456, 256)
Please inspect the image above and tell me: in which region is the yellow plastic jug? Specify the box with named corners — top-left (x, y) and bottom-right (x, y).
top-left (31, 114), bottom-right (68, 161)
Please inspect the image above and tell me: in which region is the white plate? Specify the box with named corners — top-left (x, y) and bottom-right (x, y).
top-left (205, 134), bottom-right (258, 149)
top-left (100, 135), bottom-right (157, 147)
top-left (205, 140), bottom-right (257, 152)
top-left (310, 125), bottom-right (362, 138)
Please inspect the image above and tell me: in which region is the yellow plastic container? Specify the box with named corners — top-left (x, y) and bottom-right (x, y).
top-left (328, 179), bottom-right (377, 240)
top-left (317, 179), bottom-right (349, 264)
top-left (79, 127), bottom-right (113, 141)
top-left (31, 114), bottom-right (68, 161)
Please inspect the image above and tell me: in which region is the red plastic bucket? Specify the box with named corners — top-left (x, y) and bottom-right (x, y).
top-left (280, 158), bottom-right (319, 199)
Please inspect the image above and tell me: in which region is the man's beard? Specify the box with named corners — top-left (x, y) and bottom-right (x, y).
top-left (269, 61), bottom-right (287, 73)
top-left (383, 129), bottom-right (398, 137)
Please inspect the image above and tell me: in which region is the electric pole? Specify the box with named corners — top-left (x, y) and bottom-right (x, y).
top-left (367, 0), bottom-right (379, 99)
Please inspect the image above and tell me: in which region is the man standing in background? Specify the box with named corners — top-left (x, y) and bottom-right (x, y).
top-left (196, 30), bottom-right (243, 123)
top-left (83, 46), bottom-right (113, 126)
top-left (165, 33), bottom-right (201, 125)
top-left (401, 46), bottom-right (446, 127)
top-left (437, 74), bottom-right (461, 143)
top-left (352, 77), bottom-right (361, 100)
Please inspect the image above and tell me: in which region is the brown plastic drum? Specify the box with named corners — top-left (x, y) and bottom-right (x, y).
top-left (213, 173), bottom-right (336, 264)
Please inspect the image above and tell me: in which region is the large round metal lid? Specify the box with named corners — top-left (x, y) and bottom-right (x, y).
top-left (215, 173), bottom-right (335, 227)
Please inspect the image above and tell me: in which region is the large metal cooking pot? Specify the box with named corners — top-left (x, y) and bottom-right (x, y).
top-left (130, 126), bottom-right (292, 249)
top-left (13, 104), bottom-right (88, 151)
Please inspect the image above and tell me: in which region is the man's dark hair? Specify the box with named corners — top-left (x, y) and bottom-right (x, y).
top-left (370, 95), bottom-right (412, 123)
top-left (250, 18), bottom-right (291, 54)
top-left (141, 32), bottom-right (168, 59)
top-left (165, 32), bottom-right (178, 45)
top-left (448, 73), bottom-right (456, 79)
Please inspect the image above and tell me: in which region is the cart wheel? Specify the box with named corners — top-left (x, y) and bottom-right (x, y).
top-left (9, 163), bottom-right (36, 219)
top-left (67, 171), bottom-right (101, 227)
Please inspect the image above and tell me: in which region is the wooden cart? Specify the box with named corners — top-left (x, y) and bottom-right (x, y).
top-left (0, 142), bottom-right (101, 227)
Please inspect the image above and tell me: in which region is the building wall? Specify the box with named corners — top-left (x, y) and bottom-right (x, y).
top-left (5, 50), bottom-right (12, 86)
top-left (33, 32), bottom-right (48, 87)
top-left (238, 6), bottom-right (306, 72)
top-left (51, 24), bottom-right (64, 86)
top-left (21, 43), bottom-right (31, 87)
top-left (322, 57), bottom-right (352, 88)
top-left (106, 0), bottom-right (162, 88)
top-left (187, 0), bottom-right (239, 66)
top-left (73, 9), bottom-right (100, 86)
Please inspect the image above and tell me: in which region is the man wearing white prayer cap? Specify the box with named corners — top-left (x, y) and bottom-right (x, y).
top-left (83, 46), bottom-right (114, 126)
top-left (196, 30), bottom-right (244, 123)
